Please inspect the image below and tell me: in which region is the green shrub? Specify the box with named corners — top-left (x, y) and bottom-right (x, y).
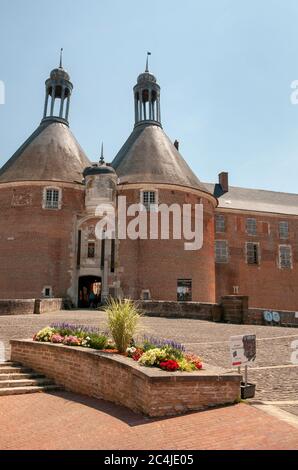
top-left (88, 334), bottom-right (108, 350)
top-left (105, 298), bottom-right (141, 353)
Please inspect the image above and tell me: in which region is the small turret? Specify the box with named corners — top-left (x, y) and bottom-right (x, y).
top-left (133, 52), bottom-right (161, 127)
top-left (83, 143), bottom-right (118, 214)
top-left (42, 49), bottom-right (73, 126)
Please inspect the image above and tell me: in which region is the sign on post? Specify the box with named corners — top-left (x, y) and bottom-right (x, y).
top-left (230, 334), bottom-right (256, 367)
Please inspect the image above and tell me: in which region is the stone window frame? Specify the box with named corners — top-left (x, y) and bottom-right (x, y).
top-left (87, 241), bottom-right (96, 259)
top-left (141, 289), bottom-right (151, 301)
top-left (140, 189), bottom-right (158, 212)
top-left (279, 221), bottom-right (289, 240)
top-left (279, 244), bottom-right (292, 269)
top-left (42, 186), bottom-right (62, 210)
top-left (177, 279), bottom-right (192, 302)
top-left (246, 241), bottom-right (260, 265)
top-left (215, 240), bottom-right (229, 263)
top-left (215, 214), bottom-right (225, 233)
top-left (42, 286), bottom-right (53, 298)
top-left (246, 218), bottom-right (257, 236)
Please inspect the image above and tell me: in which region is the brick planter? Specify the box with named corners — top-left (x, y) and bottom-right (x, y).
top-left (10, 340), bottom-right (241, 417)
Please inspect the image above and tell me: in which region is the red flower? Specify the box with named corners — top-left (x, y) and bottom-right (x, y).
top-left (195, 361), bottom-right (203, 370)
top-left (159, 360), bottom-right (179, 372)
top-left (132, 349), bottom-right (143, 361)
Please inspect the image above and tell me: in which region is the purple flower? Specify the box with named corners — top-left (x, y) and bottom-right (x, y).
top-left (50, 322), bottom-right (103, 336)
top-left (143, 335), bottom-right (185, 352)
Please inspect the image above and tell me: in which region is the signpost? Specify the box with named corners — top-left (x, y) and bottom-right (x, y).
top-left (230, 334), bottom-right (256, 398)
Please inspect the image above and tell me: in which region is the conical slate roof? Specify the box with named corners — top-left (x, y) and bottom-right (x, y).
top-left (0, 120), bottom-right (91, 184)
top-left (112, 123), bottom-right (210, 193)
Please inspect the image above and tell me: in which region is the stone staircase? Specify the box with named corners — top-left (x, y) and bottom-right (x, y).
top-left (0, 362), bottom-right (61, 396)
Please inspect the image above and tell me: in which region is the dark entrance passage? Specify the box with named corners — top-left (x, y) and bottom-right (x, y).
top-left (78, 276), bottom-right (102, 308)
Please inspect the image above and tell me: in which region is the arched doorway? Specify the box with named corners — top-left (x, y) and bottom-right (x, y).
top-left (78, 276), bottom-right (102, 308)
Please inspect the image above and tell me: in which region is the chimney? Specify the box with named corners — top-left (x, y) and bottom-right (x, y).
top-left (219, 172), bottom-right (229, 193)
top-left (174, 140), bottom-right (179, 151)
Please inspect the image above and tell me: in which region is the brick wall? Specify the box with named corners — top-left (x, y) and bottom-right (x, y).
top-left (118, 187), bottom-right (216, 303)
top-left (0, 183), bottom-right (84, 300)
top-left (215, 211), bottom-right (298, 311)
top-left (35, 298), bottom-right (64, 314)
top-left (10, 340), bottom-right (241, 417)
top-left (0, 298), bottom-right (64, 315)
top-left (139, 300), bottom-right (222, 321)
top-left (0, 300), bottom-right (35, 316)
top-left (245, 308), bottom-right (298, 327)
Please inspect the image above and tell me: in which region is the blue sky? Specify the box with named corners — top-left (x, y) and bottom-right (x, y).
top-left (0, 0), bottom-right (298, 193)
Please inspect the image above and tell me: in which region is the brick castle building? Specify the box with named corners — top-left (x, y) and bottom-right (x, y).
top-left (0, 57), bottom-right (297, 312)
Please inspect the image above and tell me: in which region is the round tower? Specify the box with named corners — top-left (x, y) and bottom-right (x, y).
top-left (112, 57), bottom-right (217, 303)
top-left (0, 55), bottom-right (90, 301)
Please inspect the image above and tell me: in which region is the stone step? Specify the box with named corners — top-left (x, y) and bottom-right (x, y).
top-left (0, 384), bottom-right (61, 397)
top-left (0, 362), bottom-right (20, 368)
top-left (0, 378), bottom-right (54, 389)
top-left (0, 366), bottom-right (33, 374)
top-left (0, 372), bottom-right (44, 381)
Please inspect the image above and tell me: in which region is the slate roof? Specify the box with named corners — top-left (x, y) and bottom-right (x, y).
top-left (204, 183), bottom-right (298, 216)
top-left (112, 123), bottom-right (211, 194)
top-left (0, 120), bottom-right (91, 184)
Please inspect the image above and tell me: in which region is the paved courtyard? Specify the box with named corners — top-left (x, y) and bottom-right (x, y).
top-left (1, 310), bottom-right (297, 402)
top-left (0, 392), bottom-right (298, 450)
top-left (0, 309), bottom-right (298, 449)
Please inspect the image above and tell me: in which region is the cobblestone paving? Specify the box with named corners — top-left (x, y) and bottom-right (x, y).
top-left (0, 310), bottom-right (297, 408)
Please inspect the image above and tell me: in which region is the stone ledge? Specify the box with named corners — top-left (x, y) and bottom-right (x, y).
top-left (0, 299), bottom-right (64, 316)
top-left (10, 339), bottom-right (241, 417)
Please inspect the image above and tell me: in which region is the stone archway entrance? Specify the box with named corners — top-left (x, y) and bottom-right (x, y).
top-left (78, 276), bottom-right (102, 308)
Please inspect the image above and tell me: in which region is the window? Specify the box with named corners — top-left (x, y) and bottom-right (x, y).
top-left (279, 222), bottom-right (289, 240)
top-left (43, 286), bottom-right (52, 298)
top-left (111, 239), bottom-right (115, 273)
top-left (44, 188), bottom-right (61, 209)
top-left (142, 290), bottom-right (151, 301)
top-left (87, 242), bottom-right (95, 259)
top-left (177, 279), bottom-right (192, 302)
top-left (141, 190), bottom-right (157, 211)
top-left (215, 240), bottom-right (229, 263)
top-left (246, 218), bottom-right (257, 235)
top-left (77, 230), bottom-right (82, 267)
top-left (101, 237), bottom-right (105, 269)
top-left (215, 215), bottom-right (225, 233)
top-left (279, 245), bottom-right (292, 269)
top-left (246, 242), bottom-right (259, 265)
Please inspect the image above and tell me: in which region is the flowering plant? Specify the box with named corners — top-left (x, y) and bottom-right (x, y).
top-left (34, 327), bottom-right (55, 343)
top-left (159, 360), bottom-right (179, 372)
top-left (51, 334), bottom-right (64, 344)
top-left (126, 347), bottom-right (137, 357)
top-left (63, 336), bottom-right (81, 346)
top-left (184, 353), bottom-right (203, 370)
top-left (132, 349), bottom-right (144, 361)
top-left (81, 337), bottom-right (91, 348)
top-left (138, 348), bottom-right (168, 367)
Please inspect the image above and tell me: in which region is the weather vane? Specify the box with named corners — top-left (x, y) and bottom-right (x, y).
top-left (145, 51), bottom-right (151, 72)
top-left (59, 48), bottom-right (63, 68)
top-left (100, 142), bottom-right (105, 165)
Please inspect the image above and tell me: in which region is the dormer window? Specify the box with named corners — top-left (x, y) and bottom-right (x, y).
top-left (43, 187), bottom-right (62, 210)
